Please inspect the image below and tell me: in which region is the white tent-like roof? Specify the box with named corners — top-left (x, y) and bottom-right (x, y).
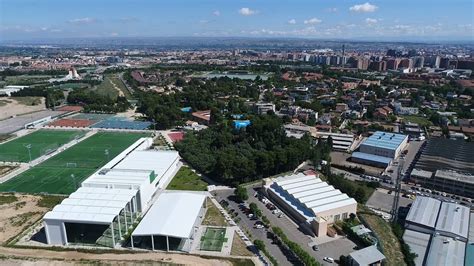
top-left (132, 191), bottom-right (207, 239)
top-left (43, 187), bottom-right (136, 224)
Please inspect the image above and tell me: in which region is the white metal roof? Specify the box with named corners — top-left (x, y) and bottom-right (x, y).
top-left (435, 202), bottom-right (470, 239)
top-left (83, 169), bottom-right (151, 187)
top-left (406, 196), bottom-right (441, 229)
top-left (292, 185), bottom-right (334, 198)
top-left (269, 173), bottom-right (357, 218)
top-left (403, 229), bottom-right (430, 266)
top-left (114, 150), bottom-right (179, 178)
top-left (425, 235), bottom-right (466, 266)
top-left (43, 187), bottom-right (135, 224)
top-left (311, 198), bottom-right (357, 214)
top-left (132, 191), bottom-right (207, 239)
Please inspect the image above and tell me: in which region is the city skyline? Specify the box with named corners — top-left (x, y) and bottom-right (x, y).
top-left (1, 0), bottom-right (473, 42)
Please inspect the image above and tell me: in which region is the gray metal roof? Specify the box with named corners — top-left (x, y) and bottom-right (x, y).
top-left (349, 245), bottom-right (385, 265)
top-left (403, 229), bottom-right (430, 266)
top-left (435, 202), bottom-right (470, 239)
top-left (425, 235), bottom-right (466, 266)
top-left (406, 196), bottom-right (441, 229)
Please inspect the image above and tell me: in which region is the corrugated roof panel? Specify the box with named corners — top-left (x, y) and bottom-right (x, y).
top-left (298, 190), bottom-right (342, 204)
top-left (305, 194), bottom-right (349, 209)
top-left (292, 185), bottom-right (335, 198)
top-left (286, 181), bottom-right (328, 195)
top-left (311, 198), bottom-right (357, 214)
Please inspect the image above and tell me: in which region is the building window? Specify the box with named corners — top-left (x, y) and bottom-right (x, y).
top-left (342, 213), bottom-right (348, 220)
top-left (334, 214), bottom-right (341, 221)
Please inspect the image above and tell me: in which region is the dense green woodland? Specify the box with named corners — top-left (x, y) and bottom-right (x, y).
top-left (175, 114), bottom-right (331, 185)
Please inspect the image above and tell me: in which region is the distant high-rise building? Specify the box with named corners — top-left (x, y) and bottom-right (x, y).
top-left (369, 61), bottom-right (387, 72)
top-left (399, 58), bottom-right (414, 69)
top-left (412, 56), bottom-right (425, 68)
top-left (408, 49), bottom-right (417, 57)
top-left (386, 58), bottom-right (400, 70)
top-left (457, 60), bottom-right (474, 70)
top-left (387, 49), bottom-right (397, 57)
top-left (356, 57), bottom-right (370, 70)
top-left (439, 57), bottom-right (450, 68)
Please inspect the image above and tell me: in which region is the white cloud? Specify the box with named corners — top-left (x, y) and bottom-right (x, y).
top-left (365, 18), bottom-right (378, 25)
top-left (238, 8), bottom-right (257, 16)
top-left (68, 17), bottom-right (97, 25)
top-left (213, 10), bottom-right (220, 16)
top-left (350, 3), bottom-right (378, 13)
top-left (304, 18), bottom-right (322, 25)
top-left (288, 19), bottom-right (296, 25)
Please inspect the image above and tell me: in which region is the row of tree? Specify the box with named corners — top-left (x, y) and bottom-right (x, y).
top-left (67, 89), bottom-right (130, 113)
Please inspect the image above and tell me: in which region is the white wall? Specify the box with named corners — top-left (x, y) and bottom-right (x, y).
top-left (44, 220), bottom-right (67, 245)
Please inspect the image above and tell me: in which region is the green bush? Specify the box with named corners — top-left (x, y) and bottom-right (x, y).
top-left (272, 226), bottom-right (320, 266)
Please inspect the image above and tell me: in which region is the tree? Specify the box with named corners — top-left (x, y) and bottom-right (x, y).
top-left (235, 185), bottom-right (248, 202)
top-left (254, 239), bottom-right (265, 251)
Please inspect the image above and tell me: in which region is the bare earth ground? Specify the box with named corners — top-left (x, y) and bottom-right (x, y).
top-left (0, 247), bottom-right (235, 266)
top-left (0, 97), bottom-right (46, 120)
top-left (0, 194), bottom-right (49, 244)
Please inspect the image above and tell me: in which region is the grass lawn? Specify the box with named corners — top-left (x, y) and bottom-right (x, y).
top-left (0, 130), bottom-right (85, 162)
top-left (95, 74), bottom-right (131, 100)
top-left (0, 130), bottom-right (86, 162)
top-left (202, 200), bottom-right (227, 226)
top-left (401, 115), bottom-right (433, 127)
top-left (166, 166), bottom-right (208, 191)
top-left (359, 207), bottom-right (406, 266)
top-left (0, 132), bottom-right (149, 195)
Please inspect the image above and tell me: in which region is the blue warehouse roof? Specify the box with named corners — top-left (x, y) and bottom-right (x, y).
top-left (352, 152), bottom-right (392, 165)
top-left (361, 131), bottom-right (407, 151)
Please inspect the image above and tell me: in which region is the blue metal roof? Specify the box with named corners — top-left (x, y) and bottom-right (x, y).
top-left (352, 152), bottom-right (392, 164)
top-left (361, 131), bottom-right (407, 151)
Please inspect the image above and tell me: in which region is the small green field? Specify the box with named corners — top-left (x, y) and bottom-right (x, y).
top-left (0, 132), bottom-right (148, 194)
top-left (95, 74), bottom-right (130, 99)
top-left (200, 227), bottom-right (227, 252)
top-left (401, 115), bottom-right (433, 127)
top-left (166, 166), bottom-right (208, 191)
top-left (0, 130), bottom-right (85, 162)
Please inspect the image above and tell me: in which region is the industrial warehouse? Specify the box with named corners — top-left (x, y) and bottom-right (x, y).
top-left (351, 131), bottom-right (408, 168)
top-left (402, 196), bottom-right (472, 266)
top-left (263, 173), bottom-right (357, 237)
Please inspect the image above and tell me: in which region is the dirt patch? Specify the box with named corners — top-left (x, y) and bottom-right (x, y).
top-left (0, 165), bottom-right (18, 176)
top-left (0, 97), bottom-right (46, 120)
top-left (0, 193), bottom-right (50, 244)
top-left (230, 234), bottom-right (253, 257)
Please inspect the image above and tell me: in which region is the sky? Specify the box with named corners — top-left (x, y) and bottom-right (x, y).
top-left (0, 0), bottom-right (473, 41)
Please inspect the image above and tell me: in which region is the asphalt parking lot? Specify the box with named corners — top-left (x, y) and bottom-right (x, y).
top-left (366, 188), bottom-right (413, 213)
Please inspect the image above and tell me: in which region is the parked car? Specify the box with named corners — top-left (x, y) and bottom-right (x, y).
top-left (312, 245), bottom-right (319, 251)
top-left (323, 257), bottom-right (334, 263)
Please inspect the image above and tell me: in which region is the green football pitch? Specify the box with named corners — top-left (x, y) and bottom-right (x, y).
top-left (0, 132), bottom-right (149, 195)
top-left (0, 130), bottom-right (85, 162)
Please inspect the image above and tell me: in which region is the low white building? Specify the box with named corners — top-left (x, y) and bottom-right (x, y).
top-left (131, 191), bottom-right (207, 252)
top-left (43, 138), bottom-right (182, 247)
top-left (0, 85), bottom-right (29, 96)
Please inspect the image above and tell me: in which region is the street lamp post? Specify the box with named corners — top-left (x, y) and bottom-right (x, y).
top-left (24, 144), bottom-right (32, 163)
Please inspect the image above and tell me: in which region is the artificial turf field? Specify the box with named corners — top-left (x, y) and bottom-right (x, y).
top-left (0, 130), bottom-right (85, 162)
top-left (0, 132), bottom-right (149, 195)
top-left (200, 227), bottom-right (227, 252)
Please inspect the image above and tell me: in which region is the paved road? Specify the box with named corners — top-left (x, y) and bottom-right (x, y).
top-left (213, 189), bottom-right (293, 265)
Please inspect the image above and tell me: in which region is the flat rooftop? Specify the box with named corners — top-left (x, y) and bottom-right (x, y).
top-left (351, 152), bottom-right (393, 165)
top-left (425, 235), bottom-right (466, 266)
top-left (349, 245), bottom-right (385, 265)
top-left (415, 138), bottom-right (474, 173)
top-left (403, 229), bottom-right (430, 266)
top-left (405, 196), bottom-right (441, 229)
top-left (435, 202), bottom-right (470, 239)
top-left (360, 131), bottom-right (407, 151)
top-left (132, 191), bottom-right (207, 239)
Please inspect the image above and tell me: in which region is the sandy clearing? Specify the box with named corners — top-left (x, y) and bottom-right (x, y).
top-left (0, 246), bottom-right (233, 266)
top-left (0, 97), bottom-right (46, 120)
top-left (0, 194), bottom-right (49, 244)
